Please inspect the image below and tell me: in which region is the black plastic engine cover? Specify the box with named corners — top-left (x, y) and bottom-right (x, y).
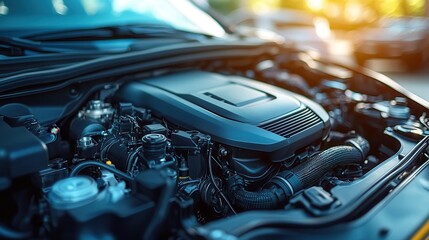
top-left (116, 71), bottom-right (330, 162)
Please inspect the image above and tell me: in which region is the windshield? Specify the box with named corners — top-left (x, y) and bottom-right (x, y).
top-left (0, 0), bottom-right (226, 37)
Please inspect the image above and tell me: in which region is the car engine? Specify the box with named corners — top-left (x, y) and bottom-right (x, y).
top-left (0, 59), bottom-right (426, 239)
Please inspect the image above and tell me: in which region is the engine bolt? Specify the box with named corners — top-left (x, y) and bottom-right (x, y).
top-left (219, 147), bottom-right (228, 157)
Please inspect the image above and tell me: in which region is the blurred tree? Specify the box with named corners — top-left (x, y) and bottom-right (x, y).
top-left (248, 0), bottom-right (280, 12)
top-left (279, 0), bottom-right (306, 10)
top-left (406, 0), bottom-right (425, 15)
top-left (402, 0), bottom-right (410, 15)
top-left (208, 0), bottom-right (240, 15)
top-left (426, 0), bottom-right (429, 15)
top-left (377, 0), bottom-right (402, 16)
top-left (207, 0), bottom-right (426, 17)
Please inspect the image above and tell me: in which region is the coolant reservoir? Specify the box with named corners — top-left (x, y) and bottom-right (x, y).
top-left (48, 176), bottom-right (99, 210)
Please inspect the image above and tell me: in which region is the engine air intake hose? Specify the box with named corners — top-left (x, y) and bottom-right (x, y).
top-left (228, 137), bottom-right (370, 210)
top-left (227, 175), bottom-right (287, 210)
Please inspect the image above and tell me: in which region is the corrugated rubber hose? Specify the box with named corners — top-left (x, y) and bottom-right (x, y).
top-left (228, 137), bottom-right (370, 210)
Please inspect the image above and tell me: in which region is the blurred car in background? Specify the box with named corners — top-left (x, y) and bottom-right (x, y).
top-left (227, 9), bottom-right (333, 57)
top-left (353, 17), bottom-right (429, 70)
top-left (319, 1), bottom-right (377, 31)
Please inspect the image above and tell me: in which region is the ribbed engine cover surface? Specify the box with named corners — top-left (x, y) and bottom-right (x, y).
top-left (115, 71), bottom-right (330, 162)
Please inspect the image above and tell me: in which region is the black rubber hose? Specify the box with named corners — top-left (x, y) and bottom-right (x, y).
top-left (293, 146), bottom-right (363, 187)
top-left (143, 177), bottom-right (175, 240)
top-left (70, 161), bottom-right (134, 182)
top-left (228, 175), bottom-right (286, 210)
top-left (228, 137), bottom-right (370, 210)
top-left (272, 136), bottom-right (370, 193)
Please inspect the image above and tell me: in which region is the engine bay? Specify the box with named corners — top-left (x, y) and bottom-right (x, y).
top-left (0, 55), bottom-right (428, 239)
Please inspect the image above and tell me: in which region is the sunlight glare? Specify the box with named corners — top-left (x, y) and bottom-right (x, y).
top-left (306, 0), bottom-right (324, 11)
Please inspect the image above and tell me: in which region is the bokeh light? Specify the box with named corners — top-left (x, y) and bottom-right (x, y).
top-left (306, 0), bottom-right (324, 12)
top-left (248, 0), bottom-right (280, 13)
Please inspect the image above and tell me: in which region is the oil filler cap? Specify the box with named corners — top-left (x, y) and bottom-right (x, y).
top-left (142, 134), bottom-right (167, 161)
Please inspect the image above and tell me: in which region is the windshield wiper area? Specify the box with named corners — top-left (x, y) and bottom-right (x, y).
top-left (0, 24), bottom-right (211, 57)
top-left (23, 24), bottom-right (215, 42)
top-left (0, 35), bottom-right (114, 57)
top-left (0, 36), bottom-right (74, 56)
